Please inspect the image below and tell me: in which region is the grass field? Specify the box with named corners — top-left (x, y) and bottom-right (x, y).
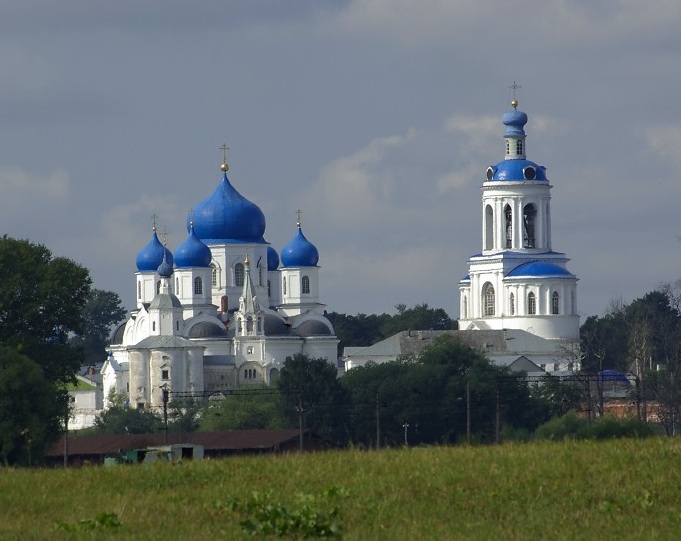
top-left (1, 438), bottom-right (680, 540)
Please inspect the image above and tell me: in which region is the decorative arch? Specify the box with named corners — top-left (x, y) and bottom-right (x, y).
top-left (551, 291), bottom-right (560, 315)
top-left (234, 263), bottom-right (245, 287)
top-left (194, 276), bottom-right (203, 295)
top-left (302, 275), bottom-right (310, 294)
top-left (527, 291), bottom-right (537, 315)
top-left (504, 204), bottom-right (512, 249)
top-left (523, 204), bottom-right (536, 248)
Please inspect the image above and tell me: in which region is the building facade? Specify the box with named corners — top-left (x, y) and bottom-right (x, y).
top-left (102, 160), bottom-right (338, 411)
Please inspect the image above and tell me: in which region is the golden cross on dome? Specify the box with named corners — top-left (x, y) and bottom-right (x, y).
top-left (188, 208), bottom-right (195, 227)
top-left (509, 81), bottom-right (521, 108)
top-left (295, 209), bottom-right (302, 227)
top-left (162, 226), bottom-right (170, 246)
top-left (220, 143), bottom-right (229, 172)
top-left (151, 214), bottom-right (158, 232)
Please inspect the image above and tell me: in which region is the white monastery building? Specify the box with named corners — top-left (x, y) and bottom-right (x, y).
top-left (102, 158), bottom-right (339, 411)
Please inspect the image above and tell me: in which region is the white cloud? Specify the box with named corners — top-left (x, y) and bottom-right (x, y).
top-left (0, 167), bottom-right (70, 207)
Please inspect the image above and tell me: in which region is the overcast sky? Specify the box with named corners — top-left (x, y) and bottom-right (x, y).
top-left (1, 1), bottom-right (680, 322)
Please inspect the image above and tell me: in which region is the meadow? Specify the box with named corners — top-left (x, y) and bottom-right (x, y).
top-left (1, 438), bottom-right (680, 540)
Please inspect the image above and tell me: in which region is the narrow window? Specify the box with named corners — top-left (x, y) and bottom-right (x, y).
top-left (161, 369), bottom-right (169, 381)
top-left (551, 291), bottom-right (559, 315)
top-left (528, 292), bottom-right (536, 315)
top-left (516, 139), bottom-right (523, 155)
top-left (483, 283), bottom-right (495, 316)
top-left (175, 277), bottom-right (179, 294)
top-left (246, 316), bottom-right (253, 333)
top-left (137, 281), bottom-right (142, 299)
top-left (152, 321), bottom-right (156, 331)
top-left (156, 280), bottom-right (161, 294)
top-left (211, 264), bottom-right (217, 287)
top-left (506, 140), bottom-right (510, 156)
top-left (283, 277), bottom-right (287, 295)
top-left (194, 277), bottom-right (203, 295)
top-left (267, 279), bottom-right (271, 297)
top-left (258, 262), bottom-right (263, 286)
top-left (302, 276), bottom-right (310, 294)
top-left (176, 321), bottom-right (179, 331)
top-left (509, 293), bottom-right (515, 315)
top-left (484, 205), bottom-right (493, 251)
top-left (523, 204), bottom-right (536, 248)
top-left (462, 296), bottom-right (468, 319)
top-left (234, 263), bottom-right (245, 287)
top-left (504, 205), bottom-right (512, 249)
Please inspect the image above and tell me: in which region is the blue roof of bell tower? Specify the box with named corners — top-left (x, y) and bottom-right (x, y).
top-left (502, 105), bottom-right (528, 137)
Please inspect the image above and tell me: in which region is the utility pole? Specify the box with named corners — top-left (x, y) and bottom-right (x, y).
top-left (402, 423), bottom-right (410, 446)
top-left (161, 386), bottom-right (169, 444)
top-left (375, 388), bottom-right (381, 449)
top-left (466, 380), bottom-right (471, 444)
top-left (297, 395), bottom-right (304, 452)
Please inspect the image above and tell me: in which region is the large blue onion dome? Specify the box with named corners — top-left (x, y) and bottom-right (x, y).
top-left (281, 223), bottom-right (319, 268)
top-left (507, 261), bottom-right (574, 278)
top-left (267, 246), bottom-right (280, 271)
top-left (488, 159), bottom-right (547, 181)
top-left (503, 105), bottom-right (528, 137)
top-left (190, 171), bottom-right (266, 244)
top-left (175, 224), bottom-right (212, 268)
top-left (136, 229), bottom-right (174, 272)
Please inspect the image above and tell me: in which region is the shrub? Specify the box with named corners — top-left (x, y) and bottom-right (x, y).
top-left (534, 413), bottom-right (654, 441)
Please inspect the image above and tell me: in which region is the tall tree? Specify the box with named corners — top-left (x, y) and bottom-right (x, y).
top-left (78, 289), bottom-right (127, 365)
top-left (276, 354), bottom-right (348, 441)
top-left (0, 236), bottom-right (92, 385)
top-left (0, 347), bottom-right (64, 466)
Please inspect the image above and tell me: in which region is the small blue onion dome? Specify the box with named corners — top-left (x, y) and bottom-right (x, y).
top-left (190, 172), bottom-right (266, 243)
top-left (267, 246), bottom-right (280, 271)
top-left (136, 230), bottom-right (174, 272)
top-left (502, 101), bottom-right (528, 137)
top-left (281, 224), bottom-right (319, 267)
top-left (489, 159), bottom-right (547, 181)
top-left (157, 252), bottom-right (174, 278)
top-left (175, 224), bottom-right (212, 268)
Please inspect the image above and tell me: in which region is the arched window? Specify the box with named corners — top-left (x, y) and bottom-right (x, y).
top-left (523, 204), bottom-right (536, 248)
top-left (504, 204), bottom-right (512, 249)
top-left (137, 281), bottom-right (141, 299)
top-left (175, 277), bottom-right (179, 294)
top-left (462, 296), bottom-right (468, 319)
top-left (302, 276), bottom-right (310, 294)
top-left (194, 277), bottom-right (203, 295)
top-left (156, 280), bottom-right (161, 294)
top-left (234, 263), bottom-right (245, 287)
top-left (516, 139), bottom-right (523, 155)
top-left (246, 316), bottom-right (253, 333)
top-left (258, 261), bottom-right (263, 286)
top-left (551, 291), bottom-right (559, 315)
top-left (509, 293), bottom-right (515, 315)
top-left (283, 277), bottom-right (287, 295)
top-left (211, 264), bottom-right (217, 287)
top-left (483, 283), bottom-right (495, 316)
top-left (528, 292), bottom-right (536, 315)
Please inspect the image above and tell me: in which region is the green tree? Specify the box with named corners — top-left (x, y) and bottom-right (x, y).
top-left (0, 236), bottom-right (92, 385)
top-left (200, 390), bottom-right (281, 431)
top-left (93, 390), bottom-right (160, 434)
top-left (78, 289), bottom-right (127, 366)
top-left (277, 354), bottom-right (348, 441)
top-left (0, 347), bottom-right (64, 465)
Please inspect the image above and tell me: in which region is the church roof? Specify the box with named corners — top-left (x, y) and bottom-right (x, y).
top-left (136, 230), bottom-right (174, 272)
top-left (174, 225), bottom-right (212, 268)
top-left (187, 321), bottom-right (228, 338)
top-left (191, 172), bottom-right (266, 244)
top-left (507, 261), bottom-right (574, 278)
top-left (281, 224), bottom-right (319, 267)
top-left (489, 159), bottom-right (547, 181)
top-left (130, 335), bottom-right (199, 349)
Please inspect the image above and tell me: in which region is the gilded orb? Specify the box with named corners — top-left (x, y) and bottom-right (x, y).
top-left (220, 162), bottom-right (229, 172)
top-left (511, 99), bottom-right (518, 109)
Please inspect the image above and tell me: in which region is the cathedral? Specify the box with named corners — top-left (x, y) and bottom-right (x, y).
top-left (102, 158), bottom-right (339, 411)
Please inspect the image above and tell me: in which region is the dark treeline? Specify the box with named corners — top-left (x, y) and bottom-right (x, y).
top-left (326, 303), bottom-right (454, 356)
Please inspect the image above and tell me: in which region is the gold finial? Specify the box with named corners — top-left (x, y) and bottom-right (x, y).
top-left (295, 209), bottom-right (302, 228)
top-left (509, 81), bottom-right (521, 108)
top-left (162, 226), bottom-right (169, 246)
top-left (151, 214), bottom-right (158, 232)
top-left (188, 209), bottom-right (195, 228)
top-left (220, 143), bottom-right (229, 172)
top-left (244, 253), bottom-right (250, 266)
